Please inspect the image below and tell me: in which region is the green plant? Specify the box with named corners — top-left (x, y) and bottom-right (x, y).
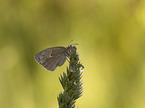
top-left (57, 45), bottom-right (84, 108)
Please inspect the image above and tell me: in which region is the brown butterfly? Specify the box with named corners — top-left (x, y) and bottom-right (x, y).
top-left (34, 46), bottom-right (73, 71)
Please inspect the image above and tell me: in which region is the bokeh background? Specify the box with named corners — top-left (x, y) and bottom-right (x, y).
top-left (0, 0), bottom-right (145, 108)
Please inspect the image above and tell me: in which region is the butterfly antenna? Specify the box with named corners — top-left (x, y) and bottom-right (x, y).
top-left (68, 40), bottom-right (78, 46)
top-left (68, 40), bottom-right (73, 45)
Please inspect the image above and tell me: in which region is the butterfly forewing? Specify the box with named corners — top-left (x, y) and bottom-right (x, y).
top-left (34, 47), bottom-right (69, 71)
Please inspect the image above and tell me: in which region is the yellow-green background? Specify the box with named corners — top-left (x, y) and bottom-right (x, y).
top-left (0, 0), bottom-right (145, 108)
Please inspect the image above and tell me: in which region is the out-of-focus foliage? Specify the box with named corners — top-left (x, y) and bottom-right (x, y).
top-left (0, 0), bottom-right (145, 108)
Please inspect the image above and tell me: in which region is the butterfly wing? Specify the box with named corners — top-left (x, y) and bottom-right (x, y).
top-left (47, 54), bottom-right (67, 71)
top-left (34, 47), bottom-right (67, 71)
top-left (57, 54), bottom-right (67, 66)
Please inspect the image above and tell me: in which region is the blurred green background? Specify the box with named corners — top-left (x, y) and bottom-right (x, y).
top-left (0, 0), bottom-right (145, 108)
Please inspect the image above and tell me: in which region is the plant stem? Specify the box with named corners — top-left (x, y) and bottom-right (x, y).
top-left (57, 45), bottom-right (84, 108)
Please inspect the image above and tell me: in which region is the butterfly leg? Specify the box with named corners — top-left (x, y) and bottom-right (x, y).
top-left (66, 57), bottom-right (70, 62)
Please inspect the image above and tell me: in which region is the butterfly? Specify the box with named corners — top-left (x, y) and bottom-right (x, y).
top-left (34, 45), bottom-right (73, 71)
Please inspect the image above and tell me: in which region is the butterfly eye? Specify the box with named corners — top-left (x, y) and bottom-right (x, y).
top-left (67, 45), bottom-right (75, 55)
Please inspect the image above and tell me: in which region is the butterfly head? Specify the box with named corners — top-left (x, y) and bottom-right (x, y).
top-left (66, 44), bottom-right (78, 58)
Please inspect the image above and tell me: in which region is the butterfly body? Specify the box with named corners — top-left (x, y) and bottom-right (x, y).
top-left (34, 46), bottom-right (72, 71)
